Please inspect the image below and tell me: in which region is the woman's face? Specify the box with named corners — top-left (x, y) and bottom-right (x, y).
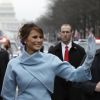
top-left (24, 29), bottom-right (44, 54)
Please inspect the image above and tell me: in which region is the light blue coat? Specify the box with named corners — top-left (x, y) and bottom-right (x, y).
top-left (1, 50), bottom-right (92, 100)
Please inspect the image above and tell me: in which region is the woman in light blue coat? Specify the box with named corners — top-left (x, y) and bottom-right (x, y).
top-left (1, 22), bottom-right (96, 100)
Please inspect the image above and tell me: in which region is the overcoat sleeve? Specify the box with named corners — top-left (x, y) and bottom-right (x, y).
top-left (1, 62), bottom-right (16, 100)
top-left (52, 55), bottom-right (91, 82)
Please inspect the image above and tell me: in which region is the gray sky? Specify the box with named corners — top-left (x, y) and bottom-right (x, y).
top-left (0, 0), bottom-right (49, 21)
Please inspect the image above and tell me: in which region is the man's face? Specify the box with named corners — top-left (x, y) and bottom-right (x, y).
top-left (60, 25), bottom-right (73, 44)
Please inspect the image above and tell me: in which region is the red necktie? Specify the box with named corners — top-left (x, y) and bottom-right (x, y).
top-left (64, 46), bottom-right (69, 61)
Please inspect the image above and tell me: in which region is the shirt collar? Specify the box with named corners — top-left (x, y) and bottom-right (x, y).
top-left (61, 41), bottom-right (72, 50)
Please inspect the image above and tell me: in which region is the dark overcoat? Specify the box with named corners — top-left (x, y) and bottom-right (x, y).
top-left (0, 48), bottom-right (9, 100)
top-left (78, 49), bottom-right (100, 100)
top-left (49, 42), bottom-right (86, 100)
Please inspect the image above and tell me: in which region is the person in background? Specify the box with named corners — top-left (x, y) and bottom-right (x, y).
top-left (0, 46), bottom-right (9, 100)
top-left (48, 24), bottom-right (86, 100)
top-left (73, 48), bottom-right (100, 100)
top-left (1, 22), bottom-right (96, 100)
top-left (3, 39), bottom-right (11, 50)
top-left (3, 39), bottom-right (13, 59)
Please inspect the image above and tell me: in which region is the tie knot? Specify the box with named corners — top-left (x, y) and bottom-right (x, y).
top-left (65, 46), bottom-right (68, 49)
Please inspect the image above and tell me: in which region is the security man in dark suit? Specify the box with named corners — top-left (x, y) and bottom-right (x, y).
top-left (0, 47), bottom-right (9, 100)
top-left (49, 24), bottom-right (86, 100)
top-left (74, 48), bottom-right (100, 100)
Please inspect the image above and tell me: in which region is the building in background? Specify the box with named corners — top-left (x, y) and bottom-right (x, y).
top-left (0, 1), bottom-right (21, 41)
top-left (0, 0), bottom-right (22, 57)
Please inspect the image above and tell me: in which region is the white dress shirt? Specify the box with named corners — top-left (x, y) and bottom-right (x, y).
top-left (61, 41), bottom-right (72, 60)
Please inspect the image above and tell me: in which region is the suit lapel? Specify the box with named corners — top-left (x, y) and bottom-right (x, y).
top-left (55, 43), bottom-right (63, 61)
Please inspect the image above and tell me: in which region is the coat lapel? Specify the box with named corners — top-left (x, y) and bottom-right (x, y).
top-left (19, 50), bottom-right (54, 93)
top-left (55, 43), bottom-right (63, 61)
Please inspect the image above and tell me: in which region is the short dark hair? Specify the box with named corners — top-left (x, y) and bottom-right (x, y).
top-left (60, 24), bottom-right (73, 32)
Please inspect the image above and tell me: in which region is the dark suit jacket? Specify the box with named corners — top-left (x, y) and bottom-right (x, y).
top-left (49, 42), bottom-right (86, 100)
top-left (74, 49), bottom-right (100, 100)
top-left (0, 48), bottom-right (9, 99)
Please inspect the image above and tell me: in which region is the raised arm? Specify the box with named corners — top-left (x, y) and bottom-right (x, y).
top-left (55, 33), bottom-right (96, 82)
top-left (82, 34), bottom-right (96, 70)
